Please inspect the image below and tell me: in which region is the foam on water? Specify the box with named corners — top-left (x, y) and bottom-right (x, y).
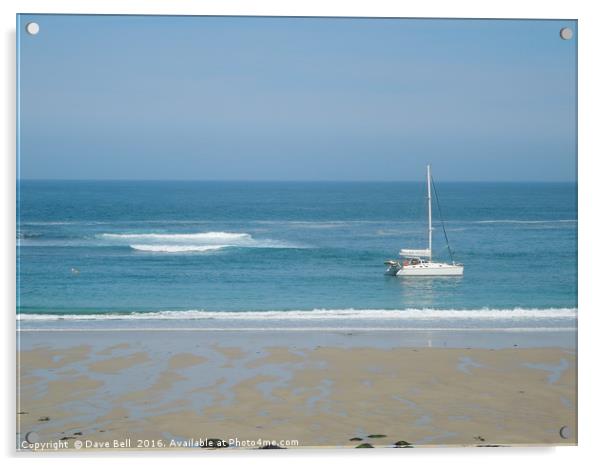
top-left (130, 244), bottom-right (228, 253)
top-left (17, 308), bottom-right (577, 321)
top-left (99, 231), bottom-right (304, 252)
top-left (101, 232), bottom-right (251, 241)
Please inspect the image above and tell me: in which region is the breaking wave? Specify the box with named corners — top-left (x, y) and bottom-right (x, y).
top-left (99, 231), bottom-right (303, 253)
top-left (101, 232), bottom-right (251, 241)
top-left (17, 308), bottom-right (577, 321)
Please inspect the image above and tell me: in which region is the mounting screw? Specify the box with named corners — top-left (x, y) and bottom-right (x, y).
top-left (26, 22), bottom-right (40, 36)
top-left (559, 27), bottom-right (573, 40)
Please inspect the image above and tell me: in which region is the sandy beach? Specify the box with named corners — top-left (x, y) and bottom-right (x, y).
top-left (17, 330), bottom-right (576, 450)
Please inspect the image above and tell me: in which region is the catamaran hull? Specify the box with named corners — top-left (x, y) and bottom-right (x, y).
top-left (396, 264), bottom-right (464, 276)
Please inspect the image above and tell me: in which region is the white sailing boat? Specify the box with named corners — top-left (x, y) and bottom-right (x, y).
top-left (385, 165), bottom-right (464, 276)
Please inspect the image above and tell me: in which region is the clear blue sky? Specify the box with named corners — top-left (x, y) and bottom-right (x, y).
top-left (18, 15), bottom-right (577, 181)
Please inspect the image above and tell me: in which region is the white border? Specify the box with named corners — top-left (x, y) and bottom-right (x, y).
top-left (3, 1), bottom-right (601, 465)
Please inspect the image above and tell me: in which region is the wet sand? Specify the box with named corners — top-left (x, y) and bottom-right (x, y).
top-left (17, 330), bottom-right (576, 450)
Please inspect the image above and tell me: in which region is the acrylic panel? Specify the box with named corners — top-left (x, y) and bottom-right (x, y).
top-left (16, 14), bottom-right (577, 451)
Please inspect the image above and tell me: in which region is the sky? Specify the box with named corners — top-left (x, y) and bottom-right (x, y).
top-left (18, 15), bottom-right (577, 181)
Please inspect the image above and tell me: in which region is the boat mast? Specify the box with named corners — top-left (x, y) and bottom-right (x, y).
top-left (427, 164), bottom-right (432, 261)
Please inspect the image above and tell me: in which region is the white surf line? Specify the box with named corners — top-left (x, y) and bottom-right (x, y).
top-left (17, 327), bottom-right (577, 332)
top-left (16, 308), bottom-right (578, 321)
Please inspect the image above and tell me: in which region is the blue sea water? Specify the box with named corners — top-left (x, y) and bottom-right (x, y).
top-left (17, 181), bottom-right (577, 331)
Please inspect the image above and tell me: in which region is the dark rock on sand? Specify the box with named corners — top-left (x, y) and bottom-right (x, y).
top-left (38, 416), bottom-right (50, 422)
top-left (349, 437), bottom-right (363, 441)
top-left (259, 444), bottom-right (285, 449)
top-left (473, 436), bottom-right (485, 442)
top-left (356, 443), bottom-right (374, 448)
top-left (394, 440), bottom-right (413, 448)
top-left (367, 434), bottom-right (387, 438)
top-left (60, 436), bottom-right (75, 441)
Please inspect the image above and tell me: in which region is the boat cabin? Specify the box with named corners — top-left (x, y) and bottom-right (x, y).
top-left (403, 257), bottom-right (425, 266)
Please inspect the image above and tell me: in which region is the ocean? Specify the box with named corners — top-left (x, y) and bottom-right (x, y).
top-left (16, 180), bottom-right (577, 332)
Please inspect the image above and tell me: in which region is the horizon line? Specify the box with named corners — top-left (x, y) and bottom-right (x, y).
top-left (17, 178), bottom-right (577, 183)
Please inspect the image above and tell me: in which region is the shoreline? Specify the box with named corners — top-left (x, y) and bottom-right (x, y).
top-left (18, 327), bottom-right (577, 350)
